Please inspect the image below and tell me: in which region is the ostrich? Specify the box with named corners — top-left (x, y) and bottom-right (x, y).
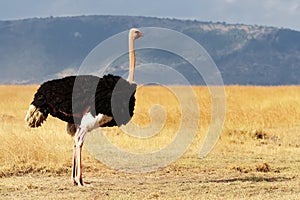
top-left (25, 28), bottom-right (143, 186)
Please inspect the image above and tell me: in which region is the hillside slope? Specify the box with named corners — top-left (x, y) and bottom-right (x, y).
top-left (0, 15), bottom-right (299, 85)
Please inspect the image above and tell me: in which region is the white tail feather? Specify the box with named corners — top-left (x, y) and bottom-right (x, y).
top-left (25, 104), bottom-right (47, 128)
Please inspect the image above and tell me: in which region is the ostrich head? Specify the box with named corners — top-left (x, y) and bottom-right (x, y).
top-left (129, 28), bottom-right (143, 40)
top-left (128, 28), bottom-right (143, 83)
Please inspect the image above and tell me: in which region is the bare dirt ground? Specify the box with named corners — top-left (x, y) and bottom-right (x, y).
top-left (1, 170), bottom-right (298, 200)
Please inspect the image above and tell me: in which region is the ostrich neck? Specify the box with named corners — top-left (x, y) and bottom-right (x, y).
top-left (128, 37), bottom-right (135, 83)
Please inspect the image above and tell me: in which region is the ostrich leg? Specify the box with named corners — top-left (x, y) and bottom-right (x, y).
top-left (72, 144), bottom-right (77, 184)
top-left (72, 127), bottom-right (87, 186)
top-left (71, 112), bottom-right (112, 186)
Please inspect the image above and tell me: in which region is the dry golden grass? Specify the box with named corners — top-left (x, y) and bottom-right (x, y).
top-left (0, 85), bottom-right (300, 199)
top-left (0, 85), bottom-right (72, 175)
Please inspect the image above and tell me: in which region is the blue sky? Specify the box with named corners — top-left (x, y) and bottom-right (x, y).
top-left (0, 0), bottom-right (300, 31)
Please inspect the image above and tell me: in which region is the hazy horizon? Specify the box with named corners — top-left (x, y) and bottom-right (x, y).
top-left (0, 0), bottom-right (299, 31)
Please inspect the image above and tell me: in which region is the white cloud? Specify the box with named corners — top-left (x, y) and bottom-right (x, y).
top-left (54, 68), bottom-right (77, 78)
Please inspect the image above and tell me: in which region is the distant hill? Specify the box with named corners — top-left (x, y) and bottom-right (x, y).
top-left (0, 15), bottom-right (299, 85)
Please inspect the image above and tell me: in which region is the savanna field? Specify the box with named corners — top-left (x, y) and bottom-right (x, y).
top-left (0, 85), bottom-right (300, 199)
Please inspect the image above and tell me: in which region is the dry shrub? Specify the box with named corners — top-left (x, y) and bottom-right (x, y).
top-left (255, 163), bottom-right (270, 172)
top-left (253, 130), bottom-right (270, 140)
top-left (225, 129), bottom-right (272, 140)
top-left (232, 163), bottom-right (271, 173)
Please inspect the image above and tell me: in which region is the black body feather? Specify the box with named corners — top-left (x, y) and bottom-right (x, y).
top-left (31, 74), bottom-right (136, 127)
